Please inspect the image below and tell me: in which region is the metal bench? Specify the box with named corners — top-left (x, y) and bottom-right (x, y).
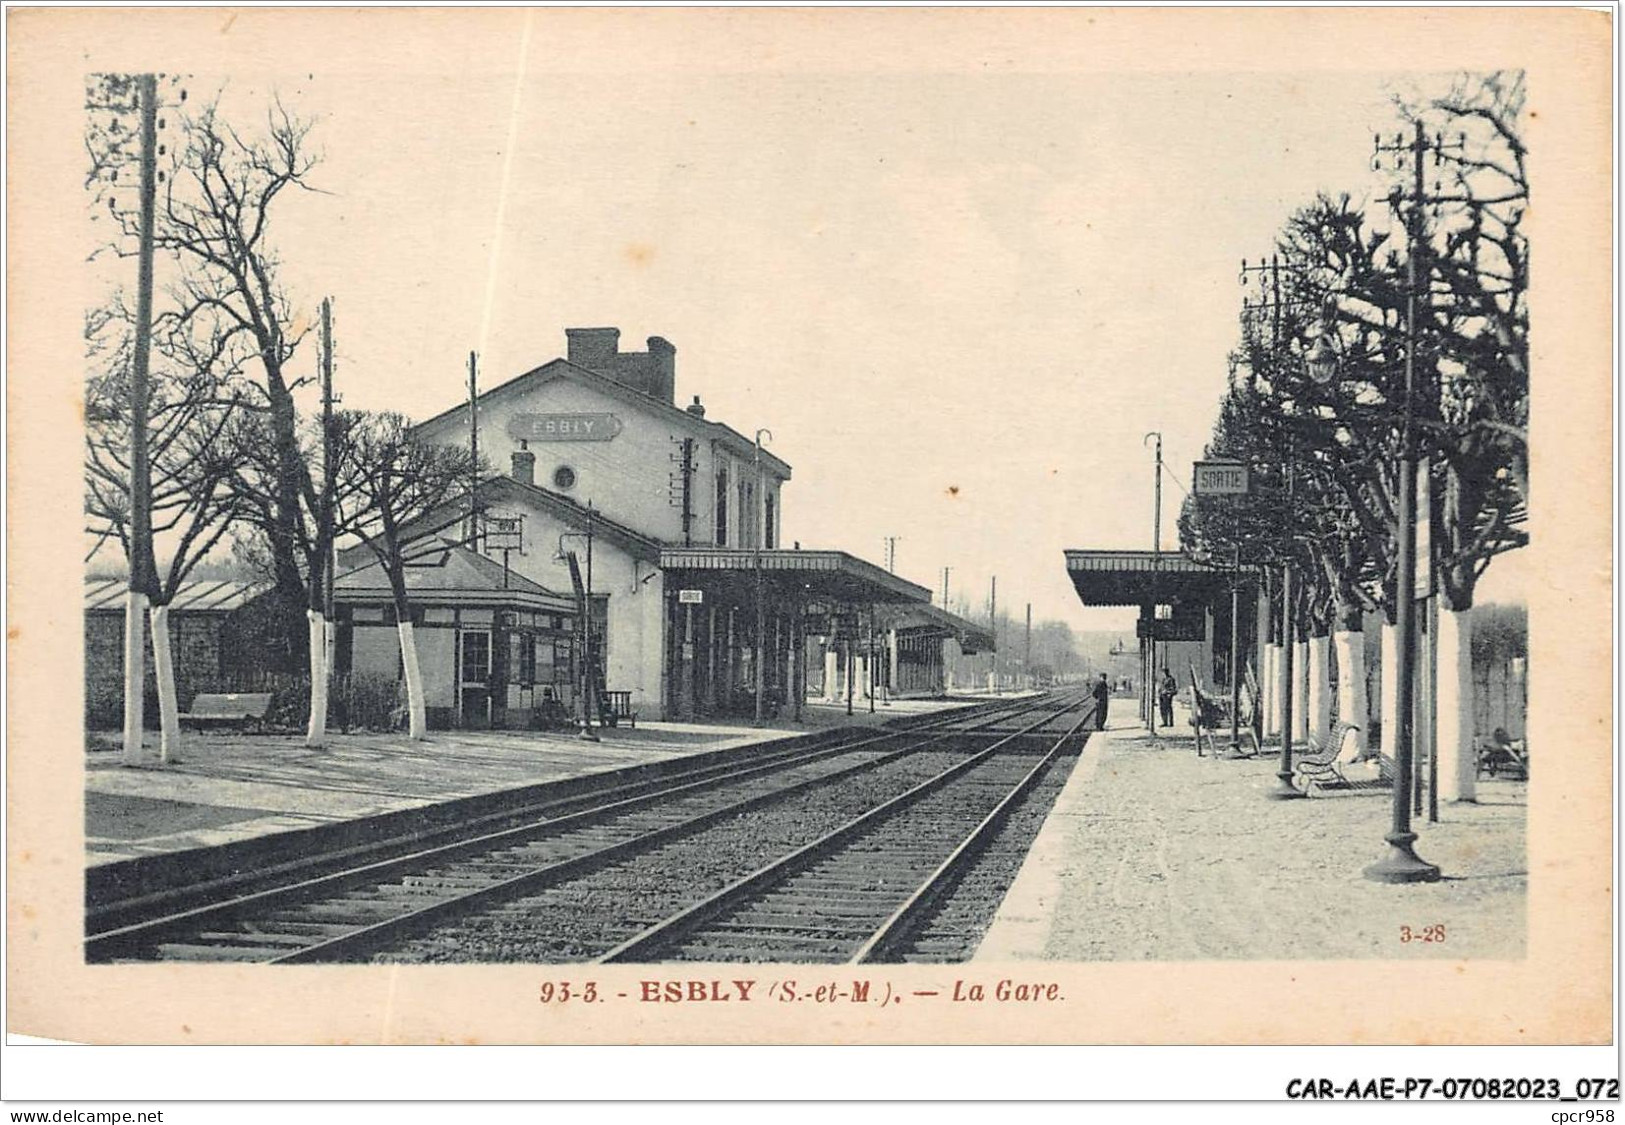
top-left (599, 690), bottom-right (638, 729)
top-left (1188, 665), bottom-right (1260, 758)
top-left (177, 692), bottom-right (274, 731)
top-left (1293, 720), bottom-right (1362, 794)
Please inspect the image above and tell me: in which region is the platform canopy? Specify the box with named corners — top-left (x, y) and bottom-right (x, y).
top-left (659, 547), bottom-right (932, 607)
top-left (1064, 549), bottom-right (1244, 607)
top-left (890, 602), bottom-right (996, 653)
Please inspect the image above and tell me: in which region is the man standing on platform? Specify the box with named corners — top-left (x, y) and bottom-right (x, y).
top-left (1158, 666), bottom-right (1178, 729)
top-left (1092, 672), bottom-right (1110, 731)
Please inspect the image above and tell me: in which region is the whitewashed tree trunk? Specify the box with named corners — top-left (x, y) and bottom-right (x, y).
top-left (1379, 621), bottom-right (1399, 757)
top-left (306, 609), bottom-right (329, 746)
top-left (122, 590), bottom-right (148, 767)
top-left (1292, 639), bottom-right (1310, 742)
top-left (1307, 633), bottom-right (1332, 750)
top-left (150, 603), bottom-right (181, 764)
top-left (1333, 628), bottom-right (1368, 760)
top-left (1263, 643), bottom-right (1282, 737)
top-left (397, 620), bottom-right (427, 740)
top-left (1437, 605), bottom-right (1477, 802)
top-left (824, 649), bottom-right (840, 702)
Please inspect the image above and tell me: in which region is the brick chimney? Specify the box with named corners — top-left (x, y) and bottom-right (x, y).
top-left (646, 336), bottom-right (676, 403)
top-left (565, 327), bottom-right (620, 369)
top-left (686, 394), bottom-right (706, 418)
top-left (511, 443), bottom-right (535, 486)
top-left (562, 327), bottom-right (677, 404)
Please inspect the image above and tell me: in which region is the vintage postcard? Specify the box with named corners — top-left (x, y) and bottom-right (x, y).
top-left (4, 4), bottom-right (1614, 1069)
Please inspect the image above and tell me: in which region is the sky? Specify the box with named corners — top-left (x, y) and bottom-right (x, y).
top-left (91, 18), bottom-right (1529, 630)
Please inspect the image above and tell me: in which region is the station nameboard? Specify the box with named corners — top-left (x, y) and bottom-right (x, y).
top-left (1193, 460), bottom-right (1250, 496)
top-left (678, 589), bottom-right (704, 605)
top-left (484, 515), bottom-right (523, 551)
top-left (507, 413), bottom-right (624, 442)
top-left (1136, 617), bottom-right (1206, 642)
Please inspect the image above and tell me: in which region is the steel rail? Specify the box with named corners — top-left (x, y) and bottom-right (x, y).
top-left (593, 689), bottom-right (1091, 964)
top-left (89, 692), bottom-right (1047, 961)
top-left (850, 706), bottom-right (1094, 963)
top-left (271, 691), bottom-right (1072, 964)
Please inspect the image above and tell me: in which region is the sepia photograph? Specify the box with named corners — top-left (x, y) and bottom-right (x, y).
top-left (4, 2), bottom-right (1615, 1102)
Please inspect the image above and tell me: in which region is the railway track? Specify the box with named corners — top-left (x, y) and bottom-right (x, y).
top-left (384, 688), bottom-right (1093, 965)
top-left (598, 693), bottom-right (1093, 964)
top-left (87, 692), bottom-right (1070, 964)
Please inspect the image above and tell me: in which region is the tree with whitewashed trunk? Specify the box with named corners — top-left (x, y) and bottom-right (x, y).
top-left (118, 89), bottom-right (335, 743)
top-left (85, 301), bottom-right (244, 765)
top-left (1412, 75), bottom-right (1529, 802)
top-left (337, 411), bottom-right (481, 741)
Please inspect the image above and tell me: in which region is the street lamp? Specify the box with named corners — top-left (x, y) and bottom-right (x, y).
top-left (1363, 121), bottom-right (1443, 883)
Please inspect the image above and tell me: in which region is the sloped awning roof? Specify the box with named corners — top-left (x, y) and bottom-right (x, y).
top-left (84, 578), bottom-right (263, 613)
top-left (1064, 549), bottom-right (1248, 607)
top-left (659, 547), bottom-right (932, 606)
top-left (889, 603), bottom-right (995, 653)
top-left (335, 538), bottom-right (575, 612)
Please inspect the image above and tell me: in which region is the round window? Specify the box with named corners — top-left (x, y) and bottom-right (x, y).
top-left (552, 465), bottom-right (577, 490)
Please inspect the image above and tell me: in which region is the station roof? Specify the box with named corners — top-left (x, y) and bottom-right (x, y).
top-left (1064, 549), bottom-right (1241, 608)
top-left (890, 603), bottom-right (996, 653)
top-left (84, 577), bottom-right (263, 613)
top-left (393, 474), bottom-right (665, 564)
top-left (336, 538), bottom-right (574, 612)
top-left (659, 547), bottom-right (932, 607)
top-left (413, 357), bottom-right (793, 479)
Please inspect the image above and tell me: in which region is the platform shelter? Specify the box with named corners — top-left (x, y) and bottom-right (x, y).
top-left (1063, 549), bottom-right (1257, 729)
top-left (658, 547), bottom-right (940, 720)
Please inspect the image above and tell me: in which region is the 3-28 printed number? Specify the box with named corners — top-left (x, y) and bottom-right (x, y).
top-left (1399, 925), bottom-right (1446, 944)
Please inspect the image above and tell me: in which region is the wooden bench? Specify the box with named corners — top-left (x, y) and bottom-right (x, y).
top-left (598, 690), bottom-right (638, 729)
top-left (1293, 720), bottom-right (1362, 794)
top-left (177, 692), bottom-right (274, 731)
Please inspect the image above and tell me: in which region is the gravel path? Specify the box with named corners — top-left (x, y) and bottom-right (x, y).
top-left (1032, 729), bottom-right (1526, 961)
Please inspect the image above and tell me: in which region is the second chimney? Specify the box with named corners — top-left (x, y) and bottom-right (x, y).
top-left (511, 444), bottom-right (536, 486)
top-left (686, 395), bottom-right (706, 418)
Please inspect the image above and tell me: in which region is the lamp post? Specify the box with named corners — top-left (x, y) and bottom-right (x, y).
top-left (1226, 541), bottom-right (1245, 757)
top-left (753, 429), bottom-right (773, 726)
top-left (1362, 121), bottom-right (1444, 883)
top-left (557, 510), bottom-right (599, 743)
top-left (1143, 431), bottom-right (1163, 734)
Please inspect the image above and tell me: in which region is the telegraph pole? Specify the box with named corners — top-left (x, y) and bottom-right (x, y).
top-left (467, 351), bottom-right (480, 549)
top-left (1364, 120), bottom-right (1453, 883)
top-left (989, 576), bottom-right (998, 695)
top-left (122, 73), bottom-right (160, 767)
top-left (941, 566), bottom-right (951, 610)
top-left (320, 301), bottom-right (337, 621)
top-left (883, 536), bottom-right (899, 573)
top-left (1024, 602), bottom-right (1032, 691)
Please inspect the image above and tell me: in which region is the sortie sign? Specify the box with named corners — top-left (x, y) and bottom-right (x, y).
top-left (507, 413), bottom-right (623, 442)
top-left (1193, 460), bottom-right (1250, 496)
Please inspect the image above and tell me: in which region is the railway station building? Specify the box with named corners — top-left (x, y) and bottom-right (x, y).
top-left (1063, 549), bottom-right (1257, 727)
top-left (398, 326), bottom-right (991, 726)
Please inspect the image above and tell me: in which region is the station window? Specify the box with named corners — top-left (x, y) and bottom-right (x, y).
top-left (764, 491), bottom-right (776, 549)
top-left (715, 466), bottom-right (729, 546)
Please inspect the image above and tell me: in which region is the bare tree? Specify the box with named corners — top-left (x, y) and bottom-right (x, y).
top-left (86, 298), bottom-right (244, 763)
top-left (103, 87), bottom-right (340, 740)
top-left (336, 412), bottom-right (480, 740)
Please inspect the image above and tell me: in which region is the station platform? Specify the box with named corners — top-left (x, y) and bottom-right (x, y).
top-left (85, 696), bottom-right (980, 867)
top-left (976, 709), bottom-right (1528, 962)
